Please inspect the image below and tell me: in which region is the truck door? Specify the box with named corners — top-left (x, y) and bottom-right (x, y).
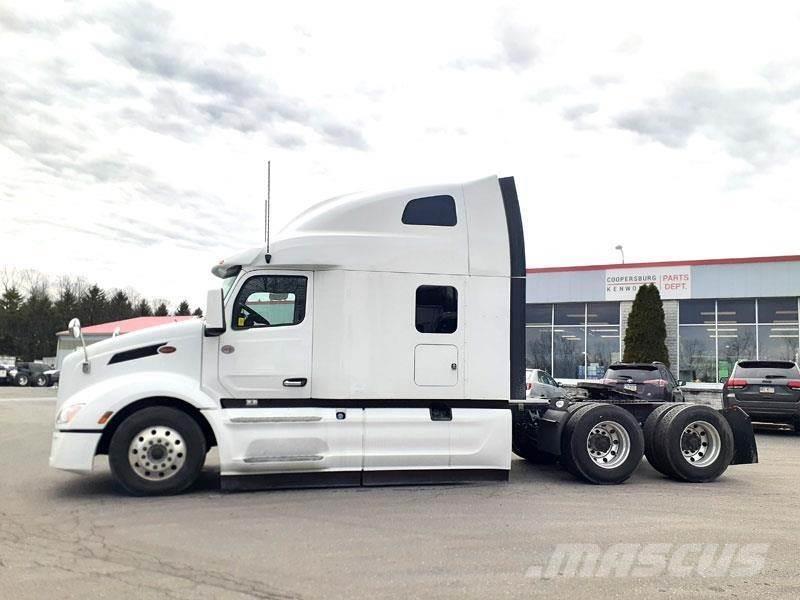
top-left (363, 282), bottom-right (463, 480)
top-left (215, 271), bottom-right (362, 477)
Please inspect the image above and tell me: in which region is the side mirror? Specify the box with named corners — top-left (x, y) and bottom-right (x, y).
top-left (678, 380), bottom-right (686, 387)
top-left (68, 317), bottom-right (81, 339)
top-left (719, 377), bottom-right (727, 384)
top-left (204, 288), bottom-right (225, 336)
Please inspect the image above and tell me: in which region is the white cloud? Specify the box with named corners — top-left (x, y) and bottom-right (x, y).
top-left (2, 0), bottom-right (800, 309)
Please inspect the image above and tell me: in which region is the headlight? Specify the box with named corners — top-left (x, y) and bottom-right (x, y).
top-left (9, 369), bottom-right (17, 377)
top-left (56, 403), bottom-right (86, 425)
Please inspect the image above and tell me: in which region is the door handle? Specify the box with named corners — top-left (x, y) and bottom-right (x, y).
top-left (283, 378), bottom-right (308, 387)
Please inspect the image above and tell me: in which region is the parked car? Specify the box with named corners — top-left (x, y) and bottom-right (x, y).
top-left (723, 360), bottom-right (800, 431)
top-left (0, 362), bottom-right (15, 386)
top-left (578, 362), bottom-right (684, 402)
top-left (525, 368), bottom-right (563, 399)
top-left (5, 362), bottom-right (59, 387)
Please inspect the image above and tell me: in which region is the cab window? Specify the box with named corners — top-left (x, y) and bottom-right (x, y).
top-left (232, 275), bottom-right (307, 329)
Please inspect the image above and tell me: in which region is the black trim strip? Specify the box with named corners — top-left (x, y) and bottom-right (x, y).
top-left (220, 398), bottom-right (510, 409)
top-left (221, 471), bottom-right (362, 492)
top-left (57, 428), bottom-right (103, 433)
top-left (220, 468), bottom-right (509, 492)
top-left (362, 468), bottom-right (509, 486)
top-left (499, 176), bottom-right (526, 402)
top-left (108, 343), bottom-right (166, 365)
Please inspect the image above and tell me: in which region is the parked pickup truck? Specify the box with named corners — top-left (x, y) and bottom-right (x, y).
top-left (50, 175), bottom-right (758, 495)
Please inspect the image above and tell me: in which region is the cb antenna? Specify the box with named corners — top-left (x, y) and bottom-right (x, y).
top-left (265, 160), bottom-right (271, 253)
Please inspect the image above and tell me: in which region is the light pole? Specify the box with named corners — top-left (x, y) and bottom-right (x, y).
top-left (614, 244), bottom-right (625, 264)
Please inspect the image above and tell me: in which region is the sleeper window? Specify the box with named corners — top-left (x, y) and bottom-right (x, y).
top-left (232, 275), bottom-right (307, 329)
top-left (415, 285), bottom-right (458, 333)
top-left (402, 195), bottom-right (457, 226)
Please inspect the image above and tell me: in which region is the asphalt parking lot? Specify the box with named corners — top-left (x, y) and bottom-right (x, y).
top-left (1, 387), bottom-right (799, 599)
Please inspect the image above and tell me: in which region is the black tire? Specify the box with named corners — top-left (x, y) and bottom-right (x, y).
top-left (14, 373), bottom-right (29, 387)
top-left (562, 403), bottom-right (645, 484)
top-left (32, 373), bottom-right (48, 387)
top-left (559, 402), bottom-right (600, 476)
top-left (653, 404), bottom-right (734, 483)
top-left (643, 403), bottom-right (684, 477)
top-left (108, 407), bottom-right (206, 496)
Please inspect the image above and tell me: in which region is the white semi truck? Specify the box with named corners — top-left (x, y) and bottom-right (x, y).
top-left (50, 176), bottom-right (758, 495)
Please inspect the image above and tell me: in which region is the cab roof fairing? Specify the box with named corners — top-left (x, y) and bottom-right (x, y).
top-left (211, 175), bottom-right (510, 277)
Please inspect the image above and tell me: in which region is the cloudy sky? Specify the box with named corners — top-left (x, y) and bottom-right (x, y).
top-left (2, 1), bottom-right (800, 308)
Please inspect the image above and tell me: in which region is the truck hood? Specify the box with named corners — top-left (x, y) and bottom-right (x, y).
top-left (57, 318), bottom-right (204, 410)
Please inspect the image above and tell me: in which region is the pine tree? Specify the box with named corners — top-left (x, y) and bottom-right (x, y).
top-left (174, 300), bottom-right (191, 316)
top-left (0, 287), bottom-right (24, 356)
top-left (108, 290), bottom-right (134, 321)
top-left (192, 307), bottom-right (203, 317)
top-left (20, 286), bottom-right (57, 360)
top-left (80, 285), bottom-right (109, 325)
top-left (134, 299), bottom-right (153, 317)
top-left (622, 284), bottom-right (670, 366)
top-left (154, 302), bottom-right (169, 317)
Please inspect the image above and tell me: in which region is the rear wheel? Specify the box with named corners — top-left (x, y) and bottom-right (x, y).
top-left (643, 403), bottom-right (684, 476)
top-left (32, 373), bottom-right (48, 387)
top-left (562, 403), bottom-right (644, 484)
top-left (653, 404), bottom-right (734, 483)
top-left (108, 407), bottom-right (206, 496)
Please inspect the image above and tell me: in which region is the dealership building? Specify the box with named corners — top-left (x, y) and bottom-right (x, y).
top-left (525, 255), bottom-right (800, 383)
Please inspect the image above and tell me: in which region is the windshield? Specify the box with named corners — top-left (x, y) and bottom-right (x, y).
top-left (221, 274), bottom-right (239, 300)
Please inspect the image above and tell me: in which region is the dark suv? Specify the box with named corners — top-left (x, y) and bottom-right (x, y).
top-left (596, 362), bottom-right (684, 402)
top-left (723, 360), bottom-right (800, 431)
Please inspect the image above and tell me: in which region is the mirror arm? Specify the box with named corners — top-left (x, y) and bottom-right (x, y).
top-left (80, 330), bottom-right (90, 373)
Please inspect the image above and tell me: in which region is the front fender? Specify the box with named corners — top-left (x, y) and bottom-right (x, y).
top-left (57, 371), bottom-right (217, 431)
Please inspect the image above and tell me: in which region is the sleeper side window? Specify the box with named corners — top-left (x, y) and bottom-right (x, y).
top-left (415, 285), bottom-right (458, 333)
top-left (232, 275), bottom-right (307, 330)
top-left (402, 195), bottom-right (457, 226)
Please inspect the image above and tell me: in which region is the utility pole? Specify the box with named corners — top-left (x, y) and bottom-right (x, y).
top-left (265, 160), bottom-right (271, 252)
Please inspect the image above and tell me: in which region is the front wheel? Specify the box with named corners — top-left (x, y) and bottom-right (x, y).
top-left (14, 373), bottom-right (29, 386)
top-left (108, 407), bottom-right (206, 496)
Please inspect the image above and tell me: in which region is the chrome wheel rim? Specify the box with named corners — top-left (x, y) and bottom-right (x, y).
top-left (586, 420), bottom-right (630, 469)
top-left (128, 426), bottom-right (186, 481)
top-left (680, 420), bottom-right (721, 467)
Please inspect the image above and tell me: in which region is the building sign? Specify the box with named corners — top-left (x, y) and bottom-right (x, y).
top-left (605, 267), bottom-right (691, 301)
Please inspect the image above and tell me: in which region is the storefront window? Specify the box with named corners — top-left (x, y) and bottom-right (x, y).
top-left (525, 326), bottom-right (552, 370)
top-left (758, 324), bottom-right (799, 362)
top-left (554, 326), bottom-right (585, 378)
top-left (554, 303), bottom-right (586, 326)
top-left (525, 304), bottom-right (552, 326)
top-left (679, 326), bottom-right (716, 383)
top-left (587, 302), bottom-right (620, 325)
top-left (586, 326), bottom-right (621, 379)
top-left (679, 300), bottom-right (716, 325)
top-left (758, 298), bottom-right (798, 324)
top-left (716, 299), bottom-right (755, 325)
top-left (717, 324), bottom-right (756, 380)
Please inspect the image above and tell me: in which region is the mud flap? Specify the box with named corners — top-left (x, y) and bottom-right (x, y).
top-left (721, 406), bottom-right (759, 465)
